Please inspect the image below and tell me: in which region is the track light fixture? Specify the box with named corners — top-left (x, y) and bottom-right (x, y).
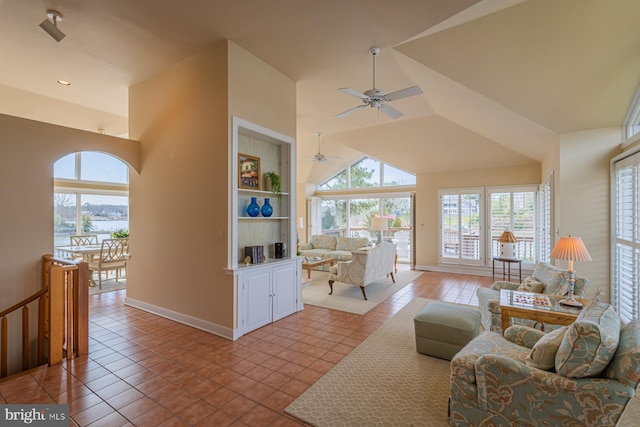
top-left (39, 10), bottom-right (65, 42)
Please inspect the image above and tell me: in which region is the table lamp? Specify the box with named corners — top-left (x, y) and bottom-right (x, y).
top-left (550, 235), bottom-right (592, 307)
top-left (498, 230), bottom-right (518, 259)
top-left (371, 217), bottom-right (388, 244)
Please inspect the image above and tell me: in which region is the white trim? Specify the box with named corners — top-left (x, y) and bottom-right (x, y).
top-left (125, 297), bottom-right (238, 340)
top-left (415, 263), bottom-right (535, 279)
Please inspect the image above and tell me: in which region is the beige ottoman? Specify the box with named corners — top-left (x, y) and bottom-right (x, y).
top-left (414, 301), bottom-right (480, 360)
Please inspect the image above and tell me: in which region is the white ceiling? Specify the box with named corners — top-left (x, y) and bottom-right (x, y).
top-left (1, 0), bottom-right (639, 182)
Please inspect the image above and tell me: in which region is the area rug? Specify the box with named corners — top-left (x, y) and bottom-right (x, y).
top-left (301, 270), bottom-right (422, 315)
top-left (286, 297), bottom-right (640, 427)
top-left (285, 297), bottom-right (451, 426)
top-left (89, 277), bottom-right (126, 296)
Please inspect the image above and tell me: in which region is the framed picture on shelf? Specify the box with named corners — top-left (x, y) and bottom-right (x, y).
top-left (238, 153), bottom-right (261, 190)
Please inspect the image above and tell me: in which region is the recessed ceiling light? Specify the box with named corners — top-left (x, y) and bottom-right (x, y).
top-left (57, 80), bottom-right (71, 86)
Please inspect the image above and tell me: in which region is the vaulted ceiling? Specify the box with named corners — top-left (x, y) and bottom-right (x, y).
top-left (1, 0), bottom-right (639, 183)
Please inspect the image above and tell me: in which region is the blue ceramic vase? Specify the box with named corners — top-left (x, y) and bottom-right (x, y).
top-left (261, 198), bottom-right (273, 217)
top-left (247, 197), bottom-right (260, 217)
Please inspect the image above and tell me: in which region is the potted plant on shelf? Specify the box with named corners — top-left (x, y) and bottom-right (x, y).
top-left (263, 171), bottom-right (281, 196)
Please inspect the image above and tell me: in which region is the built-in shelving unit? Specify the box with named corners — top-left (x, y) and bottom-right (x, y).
top-left (228, 117), bottom-right (302, 338)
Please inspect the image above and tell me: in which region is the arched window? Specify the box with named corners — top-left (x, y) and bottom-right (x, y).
top-left (53, 152), bottom-right (129, 245)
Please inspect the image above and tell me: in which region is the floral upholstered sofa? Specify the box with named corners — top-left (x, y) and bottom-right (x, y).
top-left (477, 262), bottom-right (589, 332)
top-left (298, 235), bottom-right (372, 262)
top-left (450, 301), bottom-right (640, 426)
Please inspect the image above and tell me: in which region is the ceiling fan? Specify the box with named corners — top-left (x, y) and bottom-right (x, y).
top-left (311, 132), bottom-right (339, 163)
top-left (336, 46), bottom-right (424, 120)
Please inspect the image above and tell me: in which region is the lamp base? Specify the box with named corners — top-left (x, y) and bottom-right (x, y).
top-left (559, 298), bottom-right (584, 308)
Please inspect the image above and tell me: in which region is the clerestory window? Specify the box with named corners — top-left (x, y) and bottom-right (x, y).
top-left (318, 156), bottom-right (415, 190)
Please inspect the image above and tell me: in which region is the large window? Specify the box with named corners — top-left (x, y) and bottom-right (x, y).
top-left (316, 194), bottom-right (413, 262)
top-left (439, 189), bottom-right (483, 265)
top-left (318, 156), bottom-right (415, 190)
top-left (624, 86), bottom-right (640, 141)
top-left (488, 187), bottom-right (536, 262)
top-left (536, 175), bottom-right (553, 264)
top-left (438, 186), bottom-right (538, 266)
top-left (54, 152), bottom-right (129, 246)
top-left (612, 150), bottom-right (640, 323)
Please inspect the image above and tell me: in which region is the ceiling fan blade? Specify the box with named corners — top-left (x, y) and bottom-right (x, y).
top-left (336, 104), bottom-right (367, 118)
top-left (338, 87), bottom-right (370, 101)
top-left (384, 85), bottom-right (424, 102)
top-left (379, 104), bottom-right (403, 119)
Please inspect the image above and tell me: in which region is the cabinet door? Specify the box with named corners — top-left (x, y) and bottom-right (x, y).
top-left (242, 269), bottom-right (272, 333)
top-left (272, 263), bottom-right (297, 321)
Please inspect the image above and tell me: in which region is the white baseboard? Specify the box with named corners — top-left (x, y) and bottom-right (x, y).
top-left (124, 297), bottom-right (239, 340)
top-left (415, 264), bottom-right (534, 280)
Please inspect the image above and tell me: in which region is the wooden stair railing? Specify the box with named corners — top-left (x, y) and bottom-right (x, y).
top-left (0, 255), bottom-right (89, 378)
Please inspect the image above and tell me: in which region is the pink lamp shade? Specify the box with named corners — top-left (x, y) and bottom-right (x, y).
top-left (550, 236), bottom-right (592, 266)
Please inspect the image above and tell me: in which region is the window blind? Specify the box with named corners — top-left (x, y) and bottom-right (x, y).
top-left (613, 150), bottom-right (640, 323)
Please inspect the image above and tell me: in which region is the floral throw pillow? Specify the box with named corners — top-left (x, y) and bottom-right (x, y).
top-left (555, 301), bottom-right (620, 378)
top-left (526, 326), bottom-right (567, 370)
top-left (518, 277), bottom-right (544, 293)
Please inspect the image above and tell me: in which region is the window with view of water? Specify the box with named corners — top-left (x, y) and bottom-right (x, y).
top-left (54, 152), bottom-right (129, 246)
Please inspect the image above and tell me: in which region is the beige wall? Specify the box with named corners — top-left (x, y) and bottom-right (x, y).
top-left (556, 128), bottom-right (622, 301)
top-left (127, 41), bottom-right (296, 337)
top-left (415, 164), bottom-right (541, 268)
top-left (0, 113), bottom-right (139, 375)
top-left (127, 41), bottom-right (230, 332)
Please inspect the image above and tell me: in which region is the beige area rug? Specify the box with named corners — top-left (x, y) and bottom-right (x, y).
top-left (89, 277), bottom-right (126, 296)
top-left (286, 297), bottom-right (640, 427)
top-left (301, 270), bottom-right (423, 315)
top-left (286, 297), bottom-right (450, 426)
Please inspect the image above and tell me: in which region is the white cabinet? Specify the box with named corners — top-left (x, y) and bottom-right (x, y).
top-left (238, 259), bottom-right (301, 335)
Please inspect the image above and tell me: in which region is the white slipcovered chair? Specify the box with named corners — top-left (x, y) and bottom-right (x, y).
top-left (328, 242), bottom-right (396, 300)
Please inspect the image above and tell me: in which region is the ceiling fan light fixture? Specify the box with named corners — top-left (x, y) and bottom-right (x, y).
top-left (39, 10), bottom-right (65, 42)
top-left (336, 46), bottom-right (423, 120)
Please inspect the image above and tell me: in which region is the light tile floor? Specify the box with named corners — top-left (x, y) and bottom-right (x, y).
top-left (0, 268), bottom-right (492, 426)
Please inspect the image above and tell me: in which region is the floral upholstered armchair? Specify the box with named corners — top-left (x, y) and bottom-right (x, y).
top-left (449, 301), bottom-right (640, 427)
top-left (328, 242), bottom-right (396, 300)
top-left (477, 262), bottom-right (589, 332)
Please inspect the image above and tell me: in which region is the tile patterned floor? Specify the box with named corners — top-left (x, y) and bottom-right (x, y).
top-left (0, 268), bottom-right (492, 426)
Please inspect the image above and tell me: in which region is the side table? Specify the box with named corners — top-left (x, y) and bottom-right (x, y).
top-left (492, 257), bottom-right (522, 283)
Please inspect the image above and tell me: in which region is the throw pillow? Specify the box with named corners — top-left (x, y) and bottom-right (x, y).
top-left (555, 301), bottom-right (621, 378)
top-left (525, 326), bottom-right (568, 370)
top-left (518, 277), bottom-right (544, 293)
top-left (544, 273), bottom-right (570, 296)
top-left (603, 319), bottom-right (640, 387)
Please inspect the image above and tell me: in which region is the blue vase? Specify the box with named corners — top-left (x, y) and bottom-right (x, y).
top-left (247, 197), bottom-right (260, 217)
top-left (261, 198), bottom-right (273, 217)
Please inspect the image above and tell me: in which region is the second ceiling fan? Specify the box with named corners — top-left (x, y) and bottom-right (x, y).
top-left (336, 46), bottom-right (423, 120)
